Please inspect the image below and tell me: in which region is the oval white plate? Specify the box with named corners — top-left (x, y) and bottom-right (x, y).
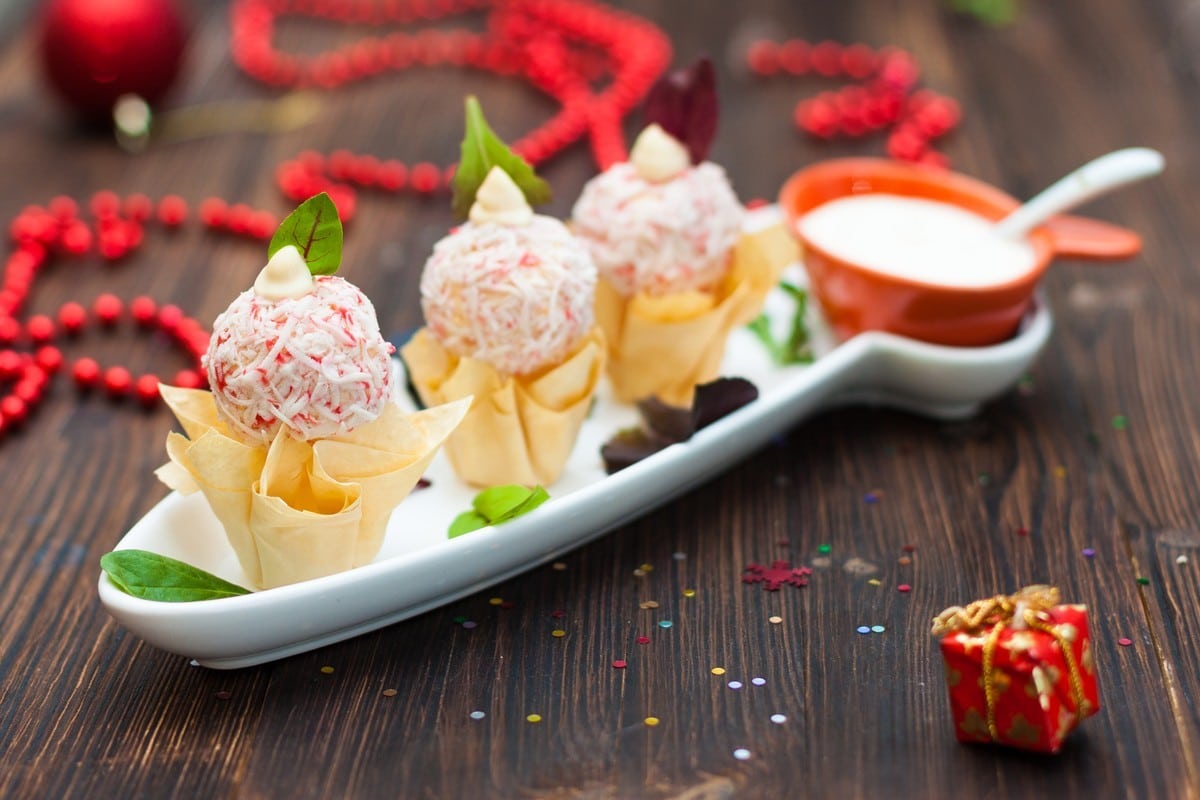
top-left (98, 209), bottom-right (1052, 668)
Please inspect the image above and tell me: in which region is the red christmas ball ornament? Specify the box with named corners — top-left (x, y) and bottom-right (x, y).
top-left (38, 0), bottom-right (189, 121)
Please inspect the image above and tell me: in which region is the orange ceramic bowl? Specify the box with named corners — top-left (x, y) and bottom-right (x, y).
top-left (778, 158), bottom-right (1143, 346)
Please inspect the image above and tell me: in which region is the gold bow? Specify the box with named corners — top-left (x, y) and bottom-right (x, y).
top-left (931, 585), bottom-right (1087, 743)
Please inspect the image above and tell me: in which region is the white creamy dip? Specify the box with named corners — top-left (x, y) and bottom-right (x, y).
top-left (799, 193), bottom-right (1037, 288)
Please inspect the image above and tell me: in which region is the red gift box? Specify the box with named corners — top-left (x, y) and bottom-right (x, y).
top-left (933, 586), bottom-right (1100, 753)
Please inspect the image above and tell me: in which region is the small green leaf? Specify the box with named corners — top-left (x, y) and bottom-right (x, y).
top-left (451, 96), bottom-right (552, 220)
top-left (746, 284), bottom-right (813, 366)
top-left (101, 550), bottom-right (252, 602)
top-left (473, 484), bottom-right (536, 522)
top-left (447, 484), bottom-right (551, 538)
top-left (498, 485), bottom-right (549, 522)
top-left (449, 510), bottom-right (489, 538)
top-left (268, 192), bottom-right (343, 275)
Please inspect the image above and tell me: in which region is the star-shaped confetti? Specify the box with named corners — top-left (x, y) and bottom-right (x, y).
top-left (742, 561), bottom-right (812, 591)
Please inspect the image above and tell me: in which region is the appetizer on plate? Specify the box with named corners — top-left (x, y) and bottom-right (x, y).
top-left (572, 57), bottom-right (794, 406)
top-left (402, 98), bottom-right (605, 488)
top-left (155, 194), bottom-right (468, 589)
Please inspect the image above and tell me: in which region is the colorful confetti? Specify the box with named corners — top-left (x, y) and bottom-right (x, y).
top-left (898, 584), bottom-right (912, 593)
top-left (1054, 466), bottom-right (1067, 478)
top-left (902, 544), bottom-right (916, 553)
top-left (868, 578), bottom-right (882, 586)
top-left (640, 563), bottom-right (654, 572)
top-left (658, 620), bottom-right (673, 628)
top-left (751, 677), bottom-right (766, 686)
top-left (320, 666), bottom-right (335, 675)
top-left (462, 621), bottom-right (477, 629)
top-left (728, 681), bottom-right (744, 690)
top-left (215, 690), bottom-right (231, 700)
top-left (526, 713), bottom-right (542, 723)
top-left (871, 625), bottom-right (886, 633)
top-left (633, 568), bottom-right (647, 577)
top-left (733, 748), bottom-right (752, 761)
top-left (898, 556), bottom-right (912, 566)
top-left (644, 717), bottom-right (660, 727)
top-left (1082, 547), bottom-right (1096, 558)
top-left (453, 615), bottom-right (466, 623)
top-left (1015, 527), bottom-right (1030, 537)
top-left (673, 552), bottom-right (687, 560)
top-left (613, 659), bottom-right (627, 669)
top-left (1177, 555), bottom-right (1189, 565)
top-left (470, 711), bottom-right (486, 720)
top-left (770, 714), bottom-right (787, 724)
top-left (864, 490), bottom-right (881, 504)
top-left (1118, 637), bottom-right (1133, 647)
top-left (382, 689), bottom-right (397, 697)
top-left (1136, 577), bottom-right (1150, 585)
top-left (637, 636), bottom-right (650, 645)
top-left (552, 629), bottom-right (567, 638)
top-left (639, 601), bottom-right (660, 609)
top-left (768, 615), bottom-right (783, 624)
top-left (743, 561), bottom-right (811, 591)
top-left (711, 667), bottom-right (726, 675)
top-left (489, 597), bottom-right (503, 605)
top-left (856, 625), bottom-right (871, 634)
top-left (683, 588), bottom-right (696, 597)
top-left (550, 610), bottom-right (566, 618)
top-left (552, 562), bottom-right (567, 571)
top-left (817, 544), bottom-right (832, 554)
top-left (1112, 414), bottom-right (1128, 431)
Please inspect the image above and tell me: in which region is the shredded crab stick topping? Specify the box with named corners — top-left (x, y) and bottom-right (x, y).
top-left (420, 184), bottom-right (597, 377)
top-left (205, 246), bottom-right (394, 442)
top-left (572, 126), bottom-right (744, 297)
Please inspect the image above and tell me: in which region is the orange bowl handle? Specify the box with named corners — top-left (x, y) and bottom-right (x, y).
top-left (1042, 215), bottom-right (1142, 260)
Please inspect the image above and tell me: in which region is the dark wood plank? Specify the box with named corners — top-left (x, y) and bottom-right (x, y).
top-left (2, 0), bottom-right (1200, 797)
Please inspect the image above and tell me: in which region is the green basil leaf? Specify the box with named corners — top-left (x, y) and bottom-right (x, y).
top-left (449, 510), bottom-right (489, 538)
top-left (450, 96), bottom-right (552, 220)
top-left (100, 550), bottom-right (251, 602)
top-left (473, 484), bottom-right (536, 522)
top-left (268, 192), bottom-right (343, 276)
top-left (497, 485), bottom-right (549, 522)
top-left (447, 484), bottom-right (551, 537)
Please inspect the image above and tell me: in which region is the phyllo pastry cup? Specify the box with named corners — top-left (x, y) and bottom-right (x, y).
top-left (155, 385), bottom-right (469, 589)
top-left (402, 325), bottom-right (605, 487)
top-left (596, 223), bottom-right (797, 406)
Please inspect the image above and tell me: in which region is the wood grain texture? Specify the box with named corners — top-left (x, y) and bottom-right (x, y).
top-left (1, 0), bottom-right (1199, 797)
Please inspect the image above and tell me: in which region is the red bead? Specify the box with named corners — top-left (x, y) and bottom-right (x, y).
top-left (48, 196), bottom-right (78, 221)
top-left (130, 296), bottom-right (158, 327)
top-left (376, 160), bottom-right (407, 191)
top-left (746, 40), bottom-right (779, 76)
top-left (226, 203), bottom-right (253, 235)
top-left (104, 366), bottom-right (133, 397)
top-left (199, 198), bottom-right (228, 227)
top-left (411, 162), bottom-right (441, 194)
top-left (26, 315), bottom-right (56, 344)
top-left (58, 301), bottom-right (87, 334)
top-left (841, 43), bottom-right (877, 79)
top-left (158, 304), bottom-right (184, 334)
top-left (157, 195), bottom-right (189, 226)
top-left (22, 362), bottom-right (47, 389)
top-left (93, 293), bottom-right (123, 326)
top-left (248, 211), bottom-right (277, 239)
top-left (34, 346), bottom-right (63, 374)
top-left (60, 222), bottom-right (92, 255)
top-left (777, 40), bottom-right (809, 75)
top-left (328, 149), bottom-right (356, 180)
top-left (326, 186), bottom-right (357, 222)
top-left (172, 368), bottom-right (205, 389)
top-left (90, 190), bottom-right (121, 219)
top-left (73, 357), bottom-right (101, 388)
top-left (0, 317), bottom-right (20, 345)
top-left (135, 374), bottom-right (161, 406)
top-left (124, 193), bottom-right (154, 222)
top-left (13, 380), bottom-right (42, 405)
top-left (0, 395), bottom-right (27, 425)
top-left (0, 349), bottom-right (21, 378)
top-left (811, 41), bottom-right (843, 77)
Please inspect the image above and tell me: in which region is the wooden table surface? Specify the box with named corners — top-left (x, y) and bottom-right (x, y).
top-left (3, 1), bottom-right (1199, 797)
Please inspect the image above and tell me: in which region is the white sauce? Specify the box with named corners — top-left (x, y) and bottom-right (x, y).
top-left (799, 194), bottom-right (1037, 288)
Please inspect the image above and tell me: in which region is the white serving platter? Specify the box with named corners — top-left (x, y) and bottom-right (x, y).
top-left (98, 208), bottom-right (1052, 669)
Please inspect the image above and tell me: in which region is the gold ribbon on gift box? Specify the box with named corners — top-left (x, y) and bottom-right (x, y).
top-left (931, 585), bottom-right (1090, 743)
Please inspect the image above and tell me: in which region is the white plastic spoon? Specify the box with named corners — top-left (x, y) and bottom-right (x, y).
top-left (994, 147), bottom-right (1164, 240)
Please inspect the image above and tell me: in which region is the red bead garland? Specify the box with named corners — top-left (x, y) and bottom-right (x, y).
top-left (228, 0), bottom-right (673, 214)
top-left (747, 38), bottom-right (961, 167)
top-left (0, 192), bottom-right (231, 439)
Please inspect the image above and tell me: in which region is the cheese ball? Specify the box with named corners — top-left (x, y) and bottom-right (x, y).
top-left (419, 216), bottom-right (597, 376)
top-left (571, 161), bottom-right (744, 297)
top-left (205, 275), bottom-right (394, 443)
